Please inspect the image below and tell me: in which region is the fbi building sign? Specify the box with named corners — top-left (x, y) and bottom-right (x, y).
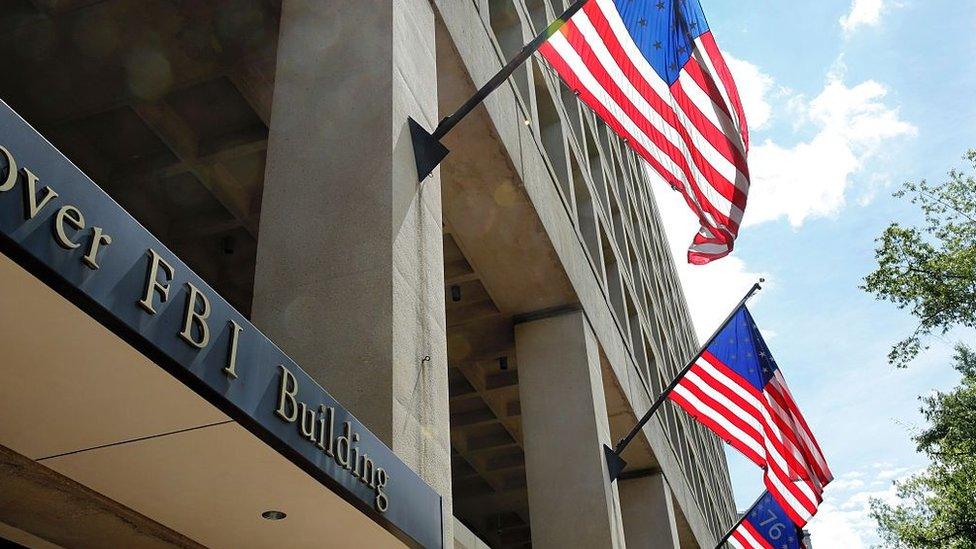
top-left (0, 100), bottom-right (442, 548)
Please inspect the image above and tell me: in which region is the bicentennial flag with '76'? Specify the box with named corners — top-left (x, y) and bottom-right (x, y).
top-left (667, 306), bottom-right (833, 526)
top-left (539, 0), bottom-right (750, 264)
top-left (728, 491), bottom-right (806, 549)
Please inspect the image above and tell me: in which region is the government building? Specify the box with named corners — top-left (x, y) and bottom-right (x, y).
top-left (0, 0), bottom-right (736, 547)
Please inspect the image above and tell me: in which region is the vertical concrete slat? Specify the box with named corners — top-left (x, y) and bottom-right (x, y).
top-left (252, 0), bottom-right (451, 543)
top-left (515, 311), bottom-right (626, 549)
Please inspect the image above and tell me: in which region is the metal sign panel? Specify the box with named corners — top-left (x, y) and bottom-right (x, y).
top-left (0, 100), bottom-right (442, 549)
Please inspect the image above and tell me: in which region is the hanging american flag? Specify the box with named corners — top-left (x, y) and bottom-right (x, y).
top-left (726, 492), bottom-right (806, 549)
top-left (666, 306), bottom-right (832, 526)
top-left (539, 0), bottom-right (749, 264)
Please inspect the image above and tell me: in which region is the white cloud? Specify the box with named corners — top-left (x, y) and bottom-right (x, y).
top-left (743, 71), bottom-right (915, 228)
top-left (840, 0), bottom-right (887, 33)
top-left (876, 466), bottom-right (913, 480)
top-left (808, 506), bottom-right (871, 548)
top-left (807, 465), bottom-right (920, 548)
top-left (829, 474), bottom-right (866, 491)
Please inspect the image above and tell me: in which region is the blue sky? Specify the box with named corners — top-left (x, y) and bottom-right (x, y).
top-left (648, 1), bottom-right (976, 545)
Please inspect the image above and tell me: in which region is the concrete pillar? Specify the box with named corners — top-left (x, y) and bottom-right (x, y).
top-left (515, 311), bottom-right (626, 549)
top-left (251, 0), bottom-right (451, 539)
top-left (619, 473), bottom-right (680, 549)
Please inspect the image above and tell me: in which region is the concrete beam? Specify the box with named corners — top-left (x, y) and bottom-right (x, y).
top-left (134, 102), bottom-right (259, 236)
top-left (229, 60), bottom-right (275, 126)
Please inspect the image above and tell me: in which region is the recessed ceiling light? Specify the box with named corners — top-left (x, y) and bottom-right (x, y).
top-left (261, 510), bottom-right (287, 521)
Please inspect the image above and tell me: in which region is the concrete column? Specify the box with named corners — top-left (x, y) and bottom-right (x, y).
top-left (515, 311), bottom-right (626, 549)
top-left (251, 0), bottom-right (451, 538)
top-left (619, 473), bottom-right (680, 549)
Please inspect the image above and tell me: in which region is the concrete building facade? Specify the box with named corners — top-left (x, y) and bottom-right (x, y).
top-left (0, 0), bottom-right (735, 547)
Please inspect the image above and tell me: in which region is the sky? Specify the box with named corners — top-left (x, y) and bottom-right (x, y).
top-left (646, 0), bottom-right (976, 546)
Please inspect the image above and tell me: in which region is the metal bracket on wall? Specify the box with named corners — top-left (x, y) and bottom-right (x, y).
top-left (408, 118), bottom-right (449, 181)
top-left (407, 0), bottom-right (590, 182)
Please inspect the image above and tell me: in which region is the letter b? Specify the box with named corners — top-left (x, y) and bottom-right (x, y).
top-left (179, 282), bottom-right (211, 349)
top-left (275, 365), bottom-right (299, 422)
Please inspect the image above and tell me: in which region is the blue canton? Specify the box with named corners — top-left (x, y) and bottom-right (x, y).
top-left (611, 0), bottom-right (710, 85)
top-left (746, 492), bottom-right (804, 548)
top-left (706, 306), bottom-right (779, 392)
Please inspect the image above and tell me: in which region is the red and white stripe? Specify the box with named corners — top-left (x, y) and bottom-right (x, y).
top-left (764, 463), bottom-right (823, 527)
top-left (670, 352), bottom-right (767, 468)
top-left (539, 0), bottom-right (750, 264)
top-left (667, 351), bottom-right (832, 526)
top-left (728, 520), bottom-right (773, 549)
top-left (767, 372), bottom-right (832, 483)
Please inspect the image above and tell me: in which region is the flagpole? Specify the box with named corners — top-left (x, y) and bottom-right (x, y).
top-left (603, 278), bottom-right (764, 481)
top-left (713, 491), bottom-right (767, 549)
top-left (409, 0), bottom-right (590, 181)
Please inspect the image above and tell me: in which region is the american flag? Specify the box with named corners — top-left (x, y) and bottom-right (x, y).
top-left (539, 0), bottom-right (750, 264)
top-left (667, 306), bottom-right (832, 526)
top-left (727, 492), bottom-right (806, 549)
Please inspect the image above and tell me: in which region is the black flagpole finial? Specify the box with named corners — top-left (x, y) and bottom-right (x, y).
top-left (408, 117), bottom-right (450, 181)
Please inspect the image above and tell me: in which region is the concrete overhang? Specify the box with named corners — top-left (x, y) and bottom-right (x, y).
top-left (0, 99), bottom-right (442, 548)
top-left (0, 252), bottom-right (404, 548)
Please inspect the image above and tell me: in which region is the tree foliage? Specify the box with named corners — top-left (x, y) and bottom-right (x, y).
top-left (865, 150), bottom-right (976, 547)
top-left (871, 345), bottom-right (976, 548)
top-left (861, 150), bottom-right (976, 368)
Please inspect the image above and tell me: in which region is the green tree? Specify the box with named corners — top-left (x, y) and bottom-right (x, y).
top-left (861, 150), bottom-right (976, 368)
top-left (865, 150), bottom-right (976, 547)
top-left (870, 344), bottom-right (976, 548)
